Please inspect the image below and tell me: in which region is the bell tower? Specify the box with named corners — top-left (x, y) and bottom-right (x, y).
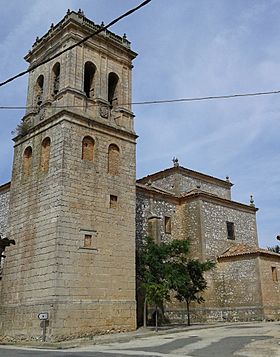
top-left (0, 10), bottom-right (137, 340)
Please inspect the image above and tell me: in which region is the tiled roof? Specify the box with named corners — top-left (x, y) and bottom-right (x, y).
top-left (218, 243), bottom-right (280, 259)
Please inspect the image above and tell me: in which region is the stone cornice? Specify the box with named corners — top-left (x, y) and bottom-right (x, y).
top-left (0, 182), bottom-right (11, 193)
top-left (25, 10), bottom-right (137, 64)
top-left (179, 190), bottom-right (258, 213)
top-left (14, 109), bottom-right (138, 147)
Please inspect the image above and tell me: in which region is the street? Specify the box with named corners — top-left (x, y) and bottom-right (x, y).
top-left (0, 322), bottom-right (280, 357)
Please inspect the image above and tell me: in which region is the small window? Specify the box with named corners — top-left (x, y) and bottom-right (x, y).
top-left (84, 234), bottom-right (92, 248)
top-left (110, 195), bottom-right (118, 208)
top-left (272, 267), bottom-right (278, 282)
top-left (84, 61), bottom-right (96, 98)
top-left (164, 216), bottom-right (171, 234)
top-left (82, 136), bottom-right (95, 161)
top-left (52, 62), bottom-right (60, 95)
top-left (226, 222), bottom-right (235, 240)
top-left (23, 146), bottom-right (32, 176)
top-left (108, 72), bottom-right (119, 107)
top-left (35, 75), bottom-right (44, 105)
top-left (41, 137), bottom-right (51, 172)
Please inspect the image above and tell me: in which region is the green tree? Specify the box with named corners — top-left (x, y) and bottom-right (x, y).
top-left (171, 259), bottom-right (215, 326)
top-left (137, 236), bottom-right (214, 328)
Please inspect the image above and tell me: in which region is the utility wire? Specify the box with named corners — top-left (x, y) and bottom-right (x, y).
top-left (1, 88), bottom-right (280, 110)
top-left (0, 0), bottom-right (151, 88)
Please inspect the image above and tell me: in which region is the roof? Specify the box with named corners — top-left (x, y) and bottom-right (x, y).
top-left (0, 182), bottom-right (11, 193)
top-left (137, 166), bottom-right (233, 189)
top-left (25, 10), bottom-right (135, 62)
top-left (218, 243), bottom-right (280, 260)
top-left (136, 184), bottom-right (257, 213)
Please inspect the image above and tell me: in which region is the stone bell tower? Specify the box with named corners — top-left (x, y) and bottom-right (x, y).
top-left (0, 10), bottom-right (137, 340)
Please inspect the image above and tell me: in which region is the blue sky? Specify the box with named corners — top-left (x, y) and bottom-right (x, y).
top-left (0, 0), bottom-right (279, 248)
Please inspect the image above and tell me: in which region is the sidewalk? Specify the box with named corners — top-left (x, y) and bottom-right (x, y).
top-left (0, 322), bottom-right (255, 350)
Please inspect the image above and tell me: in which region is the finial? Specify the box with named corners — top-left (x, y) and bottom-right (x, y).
top-left (172, 157), bottom-right (179, 167)
top-left (36, 36), bottom-right (39, 42)
top-left (50, 23), bottom-right (54, 30)
top-left (226, 176), bottom-right (230, 182)
top-left (250, 195), bottom-right (255, 207)
top-left (277, 235), bottom-right (280, 241)
top-left (101, 21), bottom-right (105, 27)
top-left (146, 179), bottom-right (152, 186)
top-left (67, 9), bottom-right (71, 15)
top-left (123, 33), bottom-right (127, 40)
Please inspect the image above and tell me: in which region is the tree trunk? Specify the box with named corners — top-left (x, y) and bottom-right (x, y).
top-left (143, 297), bottom-right (147, 328)
top-left (187, 301), bottom-right (190, 326)
top-left (155, 305), bottom-right (158, 332)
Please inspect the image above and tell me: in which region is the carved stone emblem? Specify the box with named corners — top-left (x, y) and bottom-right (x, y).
top-left (99, 106), bottom-right (109, 119)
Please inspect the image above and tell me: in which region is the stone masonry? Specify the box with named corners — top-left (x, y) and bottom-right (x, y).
top-left (0, 10), bottom-right (279, 341)
top-left (136, 164), bottom-right (280, 323)
top-left (0, 10), bottom-right (137, 341)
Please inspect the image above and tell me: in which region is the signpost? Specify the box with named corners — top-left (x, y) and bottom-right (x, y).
top-left (38, 312), bottom-right (49, 341)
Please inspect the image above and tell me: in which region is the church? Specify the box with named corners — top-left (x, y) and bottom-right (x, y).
top-left (0, 10), bottom-right (279, 341)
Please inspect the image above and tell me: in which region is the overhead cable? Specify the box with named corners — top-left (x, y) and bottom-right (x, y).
top-left (1, 88), bottom-right (280, 110)
top-left (0, 0), bottom-right (152, 88)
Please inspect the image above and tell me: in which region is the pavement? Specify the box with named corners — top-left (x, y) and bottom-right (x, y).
top-left (0, 321), bottom-right (277, 350)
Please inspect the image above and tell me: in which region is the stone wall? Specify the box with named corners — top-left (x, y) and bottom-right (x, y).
top-left (201, 200), bottom-right (258, 259)
top-left (151, 172), bottom-right (231, 199)
top-left (259, 255), bottom-right (280, 320)
top-left (136, 190), bottom-right (181, 244)
top-left (0, 184), bottom-right (10, 237)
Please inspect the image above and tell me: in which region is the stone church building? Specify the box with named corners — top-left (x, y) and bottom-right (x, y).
top-left (0, 10), bottom-right (279, 341)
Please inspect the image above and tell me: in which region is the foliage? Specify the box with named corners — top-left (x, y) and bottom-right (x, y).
top-left (267, 245), bottom-right (280, 254)
top-left (12, 120), bottom-right (30, 137)
top-left (137, 236), bottom-right (215, 327)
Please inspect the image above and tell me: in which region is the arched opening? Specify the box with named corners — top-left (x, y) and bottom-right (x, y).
top-left (52, 62), bottom-right (60, 95)
top-left (108, 72), bottom-right (119, 107)
top-left (108, 144), bottom-right (120, 175)
top-left (35, 75), bottom-right (44, 105)
top-left (41, 137), bottom-right (51, 172)
top-left (83, 62), bottom-right (96, 98)
top-left (82, 136), bottom-right (95, 161)
top-left (23, 146), bottom-right (32, 176)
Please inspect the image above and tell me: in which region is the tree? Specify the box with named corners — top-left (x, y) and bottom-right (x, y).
top-left (171, 259), bottom-right (215, 326)
top-left (267, 245), bottom-right (280, 254)
top-left (137, 236), bottom-right (214, 328)
top-left (0, 236), bottom-right (16, 262)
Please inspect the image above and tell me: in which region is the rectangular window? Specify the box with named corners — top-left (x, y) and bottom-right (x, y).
top-left (84, 234), bottom-right (92, 248)
top-left (226, 222), bottom-right (235, 240)
top-left (164, 216), bottom-right (171, 234)
top-left (272, 267), bottom-right (278, 282)
top-left (110, 195), bottom-right (118, 208)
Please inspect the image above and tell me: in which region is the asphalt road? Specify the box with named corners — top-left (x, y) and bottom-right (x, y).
top-left (1, 321), bottom-right (280, 356)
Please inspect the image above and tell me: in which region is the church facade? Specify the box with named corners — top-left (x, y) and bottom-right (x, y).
top-left (0, 10), bottom-right (279, 341)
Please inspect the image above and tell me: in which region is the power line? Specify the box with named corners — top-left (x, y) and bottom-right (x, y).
top-left (0, 0), bottom-right (151, 88)
top-left (1, 88), bottom-right (280, 110)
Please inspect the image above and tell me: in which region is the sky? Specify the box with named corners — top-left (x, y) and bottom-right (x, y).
top-left (0, 0), bottom-right (279, 248)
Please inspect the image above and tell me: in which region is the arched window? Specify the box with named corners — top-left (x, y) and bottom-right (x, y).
top-left (41, 137), bottom-right (51, 172)
top-left (108, 72), bottom-right (119, 107)
top-left (82, 136), bottom-right (95, 161)
top-left (108, 144), bottom-right (120, 175)
top-left (84, 62), bottom-right (96, 98)
top-left (52, 62), bottom-right (60, 95)
top-left (35, 75), bottom-right (44, 105)
top-left (23, 146), bottom-right (32, 176)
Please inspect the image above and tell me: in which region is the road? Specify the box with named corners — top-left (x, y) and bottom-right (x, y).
top-left (0, 322), bottom-right (280, 356)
